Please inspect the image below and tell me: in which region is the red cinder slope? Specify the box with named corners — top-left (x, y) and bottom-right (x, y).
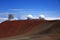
top-left (0, 20), bottom-right (57, 38)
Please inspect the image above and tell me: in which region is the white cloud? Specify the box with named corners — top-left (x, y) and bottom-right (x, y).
top-left (9, 17), bottom-right (18, 21)
top-left (25, 14), bottom-right (60, 20)
top-left (0, 17), bottom-right (60, 23)
top-left (45, 17), bottom-right (60, 20)
top-left (0, 17), bottom-right (18, 23)
top-left (39, 14), bottom-right (60, 20)
top-left (0, 17), bottom-right (17, 21)
top-left (0, 18), bottom-right (8, 23)
top-left (8, 9), bottom-right (37, 11)
top-left (9, 9), bottom-right (25, 11)
top-left (0, 18), bottom-right (8, 21)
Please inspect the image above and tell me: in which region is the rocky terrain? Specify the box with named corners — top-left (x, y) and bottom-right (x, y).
top-left (0, 20), bottom-right (60, 40)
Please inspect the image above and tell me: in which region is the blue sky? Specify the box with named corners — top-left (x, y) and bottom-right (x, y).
top-left (0, 0), bottom-right (60, 22)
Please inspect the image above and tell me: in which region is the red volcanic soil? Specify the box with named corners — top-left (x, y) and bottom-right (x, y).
top-left (0, 20), bottom-right (59, 38)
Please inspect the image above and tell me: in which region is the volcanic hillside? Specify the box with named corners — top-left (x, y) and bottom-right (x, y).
top-left (0, 19), bottom-right (60, 39)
